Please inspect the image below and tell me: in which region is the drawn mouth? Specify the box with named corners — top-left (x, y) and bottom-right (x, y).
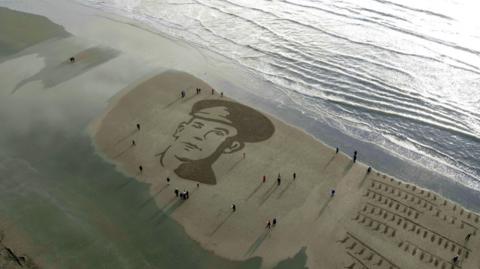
top-left (182, 142), bottom-right (201, 151)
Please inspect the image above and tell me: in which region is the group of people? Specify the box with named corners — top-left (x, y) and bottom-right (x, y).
top-left (181, 88), bottom-right (224, 99)
top-left (266, 218), bottom-right (277, 229)
top-left (175, 189), bottom-right (190, 200)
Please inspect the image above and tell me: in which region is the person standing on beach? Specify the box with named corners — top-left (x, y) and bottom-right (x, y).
top-left (277, 174), bottom-right (281, 186)
top-left (181, 90), bottom-right (185, 98)
top-left (331, 189), bottom-right (335, 197)
top-left (174, 189), bottom-right (179, 197)
top-left (272, 218), bottom-right (277, 226)
top-left (466, 233), bottom-right (472, 241)
top-left (166, 177), bottom-right (170, 184)
top-left (263, 175), bottom-right (266, 183)
top-left (211, 89), bottom-right (215, 95)
top-left (132, 140), bottom-right (136, 146)
top-left (367, 167), bottom-right (371, 173)
top-left (136, 123), bottom-right (141, 131)
top-left (221, 92), bottom-right (224, 97)
top-left (293, 172), bottom-right (296, 180)
top-left (139, 165), bottom-right (143, 173)
top-left (266, 220), bottom-right (271, 229)
top-left (232, 204), bottom-right (236, 212)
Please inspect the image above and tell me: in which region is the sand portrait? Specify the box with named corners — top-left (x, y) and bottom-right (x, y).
top-left (156, 99), bottom-right (274, 185)
top-left (91, 71), bottom-right (480, 268)
top-left (3, 3), bottom-right (480, 269)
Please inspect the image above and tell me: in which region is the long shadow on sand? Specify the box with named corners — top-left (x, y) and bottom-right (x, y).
top-left (180, 93), bottom-right (200, 104)
top-left (114, 179), bottom-right (133, 190)
top-left (112, 129), bottom-right (138, 147)
top-left (342, 161), bottom-right (354, 176)
top-left (150, 188), bottom-right (199, 225)
top-left (316, 197), bottom-right (333, 219)
top-left (277, 179), bottom-right (295, 199)
top-left (244, 230), bottom-right (271, 257)
top-left (149, 197), bottom-right (182, 223)
top-left (163, 97), bottom-right (181, 110)
top-left (210, 211), bottom-right (235, 236)
top-left (358, 172), bottom-right (370, 188)
top-left (113, 144), bottom-right (134, 159)
top-left (245, 182), bottom-right (264, 201)
top-left (226, 158), bottom-right (244, 174)
top-left (138, 184), bottom-right (170, 210)
top-left (322, 153), bottom-right (337, 170)
top-left (259, 182), bottom-right (279, 206)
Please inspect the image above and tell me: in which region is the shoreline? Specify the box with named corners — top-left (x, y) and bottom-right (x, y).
top-left (2, 2), bottom-right (478, 268)
top-left (80, 1), bottom-right (480, 213)
top-left (67, 0), bottom-right (480, 196)
top-left (2, 0), bottom-right (479, 211)
top-left (92, 70), bottom-right (480, 268)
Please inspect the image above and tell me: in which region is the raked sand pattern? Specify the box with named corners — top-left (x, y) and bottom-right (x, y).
top-left (92, 71), bottom-right (480, 268)
top-left (1, 3), bottom-right (479, 269)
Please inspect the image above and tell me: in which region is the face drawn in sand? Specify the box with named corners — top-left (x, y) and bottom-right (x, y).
top-left (157, 99), bottom-right (275, 185)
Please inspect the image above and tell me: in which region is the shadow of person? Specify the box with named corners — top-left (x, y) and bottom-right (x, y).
top-left (342, 161), bottom-right (354, 176)
top-left (244, 230), bottom-right (271, 257)
top-left (277, 179), bottom-right (294, 199)
top-left (163, 97), bottom-right (182, 110)
top-left (226, 157), bottom-right (244, 174)
top-left (112, 129), bottom-right (138, 147)
top-left (149, 197), bottom-right (184, 224)
top-left (245, 182), bottom-right (264, 201)
top-left (358, 171), bottom-right (370, 188)
top-left (322, 153), bottom-right (337, 170)
top-left (112, 144), bottom-right (134, 159)
top-left (259, 182), bottom-right (279, 206)
top-left (316, 197), bottom-right (333, 219)
top-left (138, 184), bottom-right (170, 210)
top-left (209, 211), bottom-right (235, 237)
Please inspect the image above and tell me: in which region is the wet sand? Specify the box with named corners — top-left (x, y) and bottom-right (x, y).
top-left (0, 240), bottom-right (38, 268)
top-left (93, 71), bottom-right (480, 268)
top-left (1, 2), bottom-right (480, 269)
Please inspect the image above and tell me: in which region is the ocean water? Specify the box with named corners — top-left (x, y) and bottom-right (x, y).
top-left (78, 0), bottom-right (480, 191)
top-left (0, 1), bottom-right (478, 267)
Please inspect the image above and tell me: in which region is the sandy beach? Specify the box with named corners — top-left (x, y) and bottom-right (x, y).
top-left (1, 1), bottom-right (480, 268)
top-left (92, 70), bottom-right (480, 268)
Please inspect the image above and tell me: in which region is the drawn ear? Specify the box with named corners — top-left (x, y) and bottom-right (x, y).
top-left (223, 141), bottom-right (244, 154)
top-left (173, 122), bottom-right (187, 138)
